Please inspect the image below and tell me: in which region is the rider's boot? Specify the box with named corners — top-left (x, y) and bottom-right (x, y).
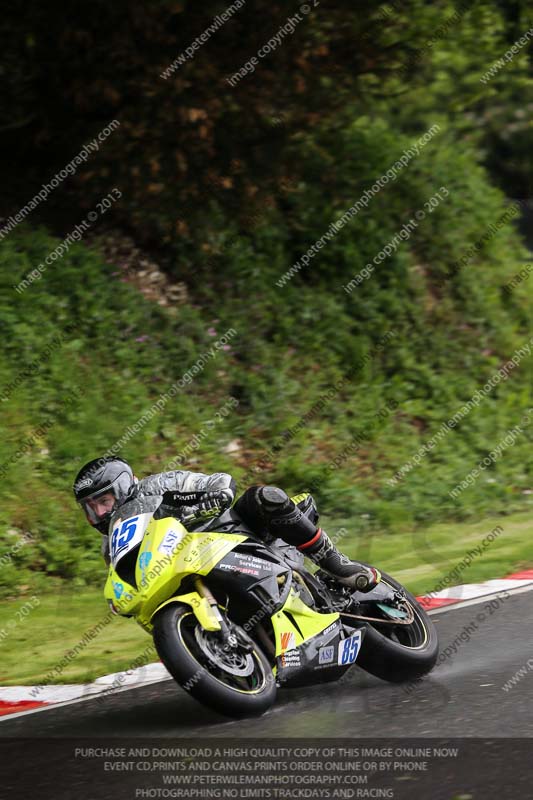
top-left (297, 528), bottom-right (381, 592)
top-left (255, 486), bottom-right (380, 591)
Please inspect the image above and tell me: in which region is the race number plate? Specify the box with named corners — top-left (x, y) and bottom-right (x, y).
top-left (337, 630), bottom-right (362, 665)
top-left (110, 513), bottom-right (151, 565)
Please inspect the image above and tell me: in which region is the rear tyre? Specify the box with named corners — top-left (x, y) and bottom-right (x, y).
top-left (153, 603), bottom-right (276, 717)
top-left (347, 572), bottom-right (439, 683)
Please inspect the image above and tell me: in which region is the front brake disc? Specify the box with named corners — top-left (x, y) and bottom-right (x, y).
top-left (194, 626), bottom-right (255, 676)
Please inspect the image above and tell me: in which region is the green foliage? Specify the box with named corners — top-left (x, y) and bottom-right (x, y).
top-left (1, 115), bottom-right (532, 595)
top-left (0, 0), bottom-right (532, 596)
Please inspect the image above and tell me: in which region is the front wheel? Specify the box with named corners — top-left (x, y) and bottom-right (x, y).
top-left (345, 572), bottom-right (439, 683)
top-left (153, 603), bottom-right (276, 717)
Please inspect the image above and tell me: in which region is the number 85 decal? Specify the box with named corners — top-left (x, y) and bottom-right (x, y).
top-left (338, 630), bottom-right (363, 665)
top-left (111, 517), bottom-right (139, 556)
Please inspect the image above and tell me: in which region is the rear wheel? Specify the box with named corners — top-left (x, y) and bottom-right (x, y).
top-left (345, 573), bottom-right (438, 683)
top-left (153, 603), bottom-right (276, 717)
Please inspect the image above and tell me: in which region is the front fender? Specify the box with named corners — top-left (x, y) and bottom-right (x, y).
top-left (151, 592), bottom-right (222, 632)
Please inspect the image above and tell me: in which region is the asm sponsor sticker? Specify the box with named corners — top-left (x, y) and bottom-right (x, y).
top-left (338, 630), bottom-right (362, 665)
top-left (280, 631), bottom-right (296, 652)
top-left (158, 529), bottom-right (184, 555)
top-left (318, 645), bottom-right (335, 665)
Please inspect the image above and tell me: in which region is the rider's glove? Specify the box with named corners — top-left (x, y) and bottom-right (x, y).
top-left (195, 489), bottom-right (233, 518)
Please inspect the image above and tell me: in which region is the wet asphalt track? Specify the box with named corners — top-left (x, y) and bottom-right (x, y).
top-left (2, 590), bottom-right (533, 798)
top-left (3, 589), bottom-right (533, 738)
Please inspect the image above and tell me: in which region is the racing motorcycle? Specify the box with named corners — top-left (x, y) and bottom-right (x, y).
top-left (104, 492), bottom-right (439, 717)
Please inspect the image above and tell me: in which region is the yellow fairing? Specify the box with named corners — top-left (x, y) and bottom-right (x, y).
top-left (271, 587), bottom-right (340, 656)
top-left (103, 516), bottom-right (247, 632)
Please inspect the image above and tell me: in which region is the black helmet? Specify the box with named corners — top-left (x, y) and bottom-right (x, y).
top-left (73, 457), bottom-right (135, 534)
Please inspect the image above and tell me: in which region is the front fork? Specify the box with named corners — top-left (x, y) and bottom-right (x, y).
top-left (193, 577), bottom-right (238, 648)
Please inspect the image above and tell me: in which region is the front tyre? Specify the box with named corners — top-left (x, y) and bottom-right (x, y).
top-left (347, 572), bottom-right (439, 683)
top-left (153, 603), bottom-right (276, 717)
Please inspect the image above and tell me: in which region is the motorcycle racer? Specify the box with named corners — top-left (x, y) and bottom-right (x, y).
top-left (73, 456), bottom-right (379, 591)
